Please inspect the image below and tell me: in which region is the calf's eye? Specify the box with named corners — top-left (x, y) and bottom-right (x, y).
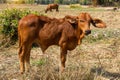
top-left (79, 20), bottom-right (85, 22)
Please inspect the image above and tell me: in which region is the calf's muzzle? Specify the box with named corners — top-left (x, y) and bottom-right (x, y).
top-left (85, 30), bottom-right (91, 35)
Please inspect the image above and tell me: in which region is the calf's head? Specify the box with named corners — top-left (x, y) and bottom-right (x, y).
top-left (77, 13), bottom-right (106, 35)
top-left (65, 13), bottom-right (106, 44)
top-left (65, 13), bottom-right (106, 35)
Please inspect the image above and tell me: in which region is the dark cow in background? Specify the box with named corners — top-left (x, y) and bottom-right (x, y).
top-left (18, 13), bottom-right (106, 74)
top-left (45, 3), bottom-right (59, 13)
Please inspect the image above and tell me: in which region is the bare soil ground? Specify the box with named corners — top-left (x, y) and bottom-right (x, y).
top-left (0, 4), bottom-right (120, 80)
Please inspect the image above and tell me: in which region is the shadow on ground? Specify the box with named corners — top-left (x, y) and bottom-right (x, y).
top-left (91, 67), bottom-right (120, 80)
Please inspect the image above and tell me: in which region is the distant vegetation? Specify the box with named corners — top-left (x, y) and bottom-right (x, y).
top-left (0, 0), bottom-right (120, 7)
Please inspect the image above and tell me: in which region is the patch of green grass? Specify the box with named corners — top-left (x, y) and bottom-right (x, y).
top-left (83, 28), bottom-right (120, 44)
top-left (69, 4), bottom-right (82, 8)
top-left (32, 58), bottom-right (47, 66)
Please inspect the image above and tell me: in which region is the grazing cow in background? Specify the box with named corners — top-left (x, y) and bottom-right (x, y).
top-left (45, 3), bottom-right (59, 13)
top-left (18, 13), bottom-right (106, 74)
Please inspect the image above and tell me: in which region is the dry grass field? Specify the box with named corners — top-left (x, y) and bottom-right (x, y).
top-left (0, 4), bottom-right (120, 80)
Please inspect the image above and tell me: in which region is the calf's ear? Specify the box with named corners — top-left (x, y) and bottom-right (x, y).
top-left (64, 15), bottom-right (78, 24)
top-left (91, 18), bottom-right (106, 28)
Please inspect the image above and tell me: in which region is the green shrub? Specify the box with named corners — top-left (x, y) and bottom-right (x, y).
top-left (0, 8), bottom-right (39, 47)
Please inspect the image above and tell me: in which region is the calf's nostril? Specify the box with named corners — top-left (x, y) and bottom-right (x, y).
top-left (85, 30), bottom-right (91, 35)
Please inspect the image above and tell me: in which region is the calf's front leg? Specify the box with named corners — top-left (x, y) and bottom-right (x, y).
top-left (60, 43), bottom-right (67, 73)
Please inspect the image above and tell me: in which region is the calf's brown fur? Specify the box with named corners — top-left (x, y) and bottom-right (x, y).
top-left (18, 13), bottom-right (106, 73)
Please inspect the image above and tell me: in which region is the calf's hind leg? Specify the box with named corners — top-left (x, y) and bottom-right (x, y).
top-left (25, 44), bottom-right (32, 72)
top-left (18, 42), bottom-right (32, 74)
top-left (18, 44), bottom-right (26, 74)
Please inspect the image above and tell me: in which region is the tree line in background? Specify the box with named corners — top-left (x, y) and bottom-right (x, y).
top-left (0, 0), bottom-right (120, 6)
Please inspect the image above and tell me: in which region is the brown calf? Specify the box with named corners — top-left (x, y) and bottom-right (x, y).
top-left (18, 13), bottom-right (106, 74)
top-left (45, 3), bottom-right (59, 13)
